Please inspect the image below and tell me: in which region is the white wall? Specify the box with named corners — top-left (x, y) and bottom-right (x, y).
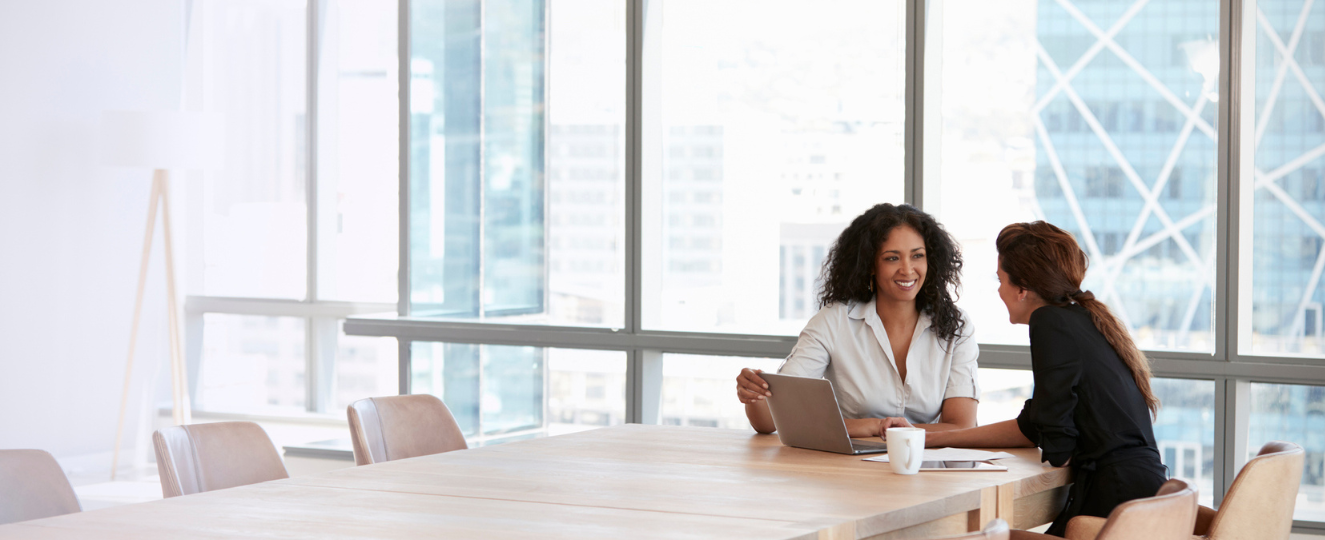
top-left (0, 0), bottom-right (185, 471)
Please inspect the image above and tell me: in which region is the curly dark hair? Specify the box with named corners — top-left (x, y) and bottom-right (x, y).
top-left (818, 203), bottom-right (965, 345)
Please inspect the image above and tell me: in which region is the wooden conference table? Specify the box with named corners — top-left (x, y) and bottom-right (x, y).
top-left (0, 425), bottom-right (1070, 539)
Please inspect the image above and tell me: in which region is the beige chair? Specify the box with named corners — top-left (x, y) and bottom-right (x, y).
top-left (152, 421), bottom-right (289, 498)
top-left (1193, 441), bottom-right (1304, 540)
top-left (935, 519), bottom-right (1009, 540)
top-left (0, 450), bottom-right (81, 525)
top-left (1012, 478), bottom-right (1197, 540)
top-left (347, 394), bottom-right (467, 466)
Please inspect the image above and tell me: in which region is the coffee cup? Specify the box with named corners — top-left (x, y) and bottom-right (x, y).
top-left (885, 427), bottom-right (925, 475)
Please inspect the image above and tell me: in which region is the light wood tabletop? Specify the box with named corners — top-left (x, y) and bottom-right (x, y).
top-left (0, 424), bottom-right (1070, 539)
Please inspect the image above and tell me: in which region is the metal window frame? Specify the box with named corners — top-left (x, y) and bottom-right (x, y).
top-left (369, 0), bottom-right (1325, 531)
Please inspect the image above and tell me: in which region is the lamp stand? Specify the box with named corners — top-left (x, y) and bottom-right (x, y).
top-left (110, 169), bottom-right (191, 481)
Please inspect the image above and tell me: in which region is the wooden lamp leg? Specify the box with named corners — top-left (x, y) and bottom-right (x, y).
top-left (159, 173), bottom-right (190, 425)
top-left (110, 169), bottom-right (191, 480)
top-left (111, 170), bottom-right (164, 481)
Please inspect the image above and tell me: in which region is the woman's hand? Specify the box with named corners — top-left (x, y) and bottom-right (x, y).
top-left (878, 417), bottom-right (915, 431)
top-left (844, 417), bottom-right (916, 438)
top-left (736, 368), bottom-right (772, 404)
top-left (844, 418), bottom-right (884, 438)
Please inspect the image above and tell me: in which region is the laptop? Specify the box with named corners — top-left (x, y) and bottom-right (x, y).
top-left (761, 372), bottom-right (889, 455)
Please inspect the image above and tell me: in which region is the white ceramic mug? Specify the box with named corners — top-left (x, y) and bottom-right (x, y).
top-left (885, 427), bottom-right (925, 475)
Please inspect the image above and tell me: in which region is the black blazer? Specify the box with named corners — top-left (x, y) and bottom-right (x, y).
top-left (1015, 303), bottom-right (1160, 467)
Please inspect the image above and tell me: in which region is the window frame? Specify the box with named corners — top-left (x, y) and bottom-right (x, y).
top-left (338, 0), bottom-right (1325, 532)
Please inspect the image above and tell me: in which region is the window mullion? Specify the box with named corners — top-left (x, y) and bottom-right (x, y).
top-left (626, 0), bottom-right (643, 335)
top-left (1214, 377), bottom-right (1251, 507)
top-left (305, 0), bottom-right (322, 413)
top-left (396, 0), bottom-right (411, 318)
top-left (904, 0), bottom-right (925, 209)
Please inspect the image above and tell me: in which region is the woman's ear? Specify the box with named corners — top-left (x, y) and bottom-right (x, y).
top-left (1017, 287), bottom-right (1029, 302)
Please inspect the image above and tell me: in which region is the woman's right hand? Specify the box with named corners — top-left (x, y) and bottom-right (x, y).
top-left (736, 368), bottom-right (772, 404)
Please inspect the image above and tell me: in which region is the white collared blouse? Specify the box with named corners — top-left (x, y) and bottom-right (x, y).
top-left (777, 298), bottom-right (980, 424)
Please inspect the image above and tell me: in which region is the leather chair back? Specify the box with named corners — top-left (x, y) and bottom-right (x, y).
top-left (152, 421), bottom-right (289, 498)
top-left (1088, 478), bottom-right (1197, 540)
top-left (347, 394), bottom-right (467, 466)
top-left (1205, 441), bottom-right (1305, 540)
top-left (0, 450), bottom-right (81, 525)
top-left (936, 519), bottom-right (1009, 540)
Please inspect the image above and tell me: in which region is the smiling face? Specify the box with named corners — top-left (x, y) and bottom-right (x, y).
top-left (873, 225), bottom-right (927, 305)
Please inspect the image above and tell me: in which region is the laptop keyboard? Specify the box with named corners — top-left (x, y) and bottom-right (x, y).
top-left (851, 439), bottom-right (887, 450)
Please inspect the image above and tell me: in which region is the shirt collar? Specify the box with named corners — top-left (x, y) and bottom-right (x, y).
top-left (848, 298), bottom-right (931, 332)
top-left (847, 298), bottom-right (874, 320)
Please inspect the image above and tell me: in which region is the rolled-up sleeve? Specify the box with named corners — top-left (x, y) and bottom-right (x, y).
top-left (942, 318), bottom-right (980, 401)
top-left (1019, 312), bottom-right (1082, 467)
top-left (779, 310), bottom-right (833, 378)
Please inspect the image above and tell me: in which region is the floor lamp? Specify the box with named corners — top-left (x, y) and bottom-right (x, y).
top-left (100, 111), bottom-right (222, 480)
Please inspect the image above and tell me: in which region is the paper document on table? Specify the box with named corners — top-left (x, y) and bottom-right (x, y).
top-left (863, 448), bottom-right (1016, 463)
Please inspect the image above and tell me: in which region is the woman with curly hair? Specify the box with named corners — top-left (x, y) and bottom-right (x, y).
top-left (886, 221), bottom-right (1163, 538)
top-left (735, 203), bottom-right (980, 437)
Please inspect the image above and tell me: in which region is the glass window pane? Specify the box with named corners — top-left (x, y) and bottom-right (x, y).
top-left (660, 354), bottom-right (782, 430)
top-left (931, 0), bottom-right (1218, 351)
top-left (1152, 378), bottom-right (1215, 507)
top-left (195, 0), bottom-right (309, 299)
top-left (196, 314), bottom-right (306, 415)
top-left (410, 343), bottom-right (625, 442)
top-left (977, 368), bottom-right (1034, 427)
top-left (1245, 0), bottom-right (1325, 356)
top-left (333, 333), bottom-right (399, 411)
top-left (641, 1), bottom-right (907, 335)
top-left (316, 0), bottom-right (399, 303)
top-left (1248, 382), bottom-right (1325, 521)
top-left (407, 0), bottom-right (626, 327)
top-left (547, 348), bottom-right (627, 435)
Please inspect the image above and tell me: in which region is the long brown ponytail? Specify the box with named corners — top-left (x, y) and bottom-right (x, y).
top-left (996, 221), bottom-right (1159, 416)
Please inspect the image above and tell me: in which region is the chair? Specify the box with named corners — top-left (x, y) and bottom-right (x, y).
top-left (934, 519), bottom-right (1010, 540)
top-left (0, 450), bottom-right (81, 525)
top-left (1011, 478), bottom-right (1197, 540)
top-left (152, 421), bottom-right (289, 498)
top-left (347, 394), bottom-right (467, 466)
top-left (1193, 441), bottom-right (1304, 540)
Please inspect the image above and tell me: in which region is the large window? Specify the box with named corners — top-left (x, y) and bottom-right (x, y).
top-left (197, 0), bottom-right (309, 300)
top-left (641, 0), bottom-right (907, 335)
top-left (930, 0), bottom-right (1219, 351)
top-left (324, 0), bottom-right (1325, 530)
top-left (407, 0), bottom-right (626, 327)
top-left (186, 0), bottom-right (400, 417)
top-left (1246, 0), bottom-right (1325, 357)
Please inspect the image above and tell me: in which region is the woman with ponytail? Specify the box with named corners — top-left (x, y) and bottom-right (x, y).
top-left (883, 221), bottom-right (1165, 538)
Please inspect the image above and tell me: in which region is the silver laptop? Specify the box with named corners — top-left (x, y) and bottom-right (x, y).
top-left (761, 372), bottom-right (888, 455)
